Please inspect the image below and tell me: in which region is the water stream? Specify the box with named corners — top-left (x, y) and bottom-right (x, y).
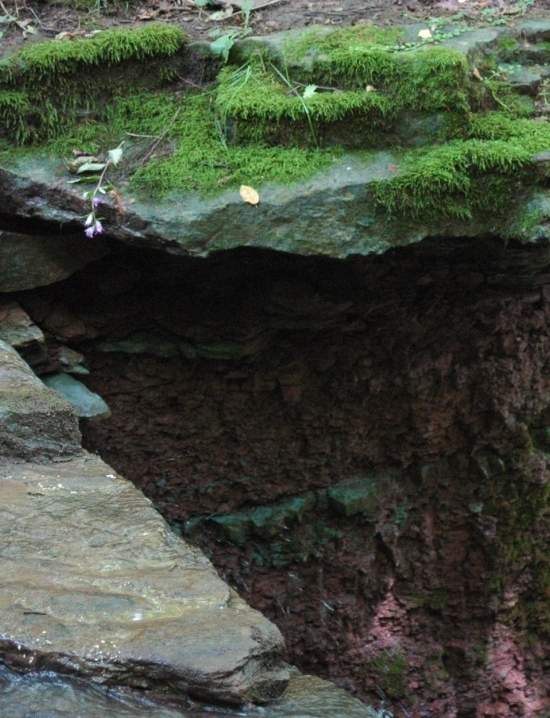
top-left (0, 663), bottom-right (377, 718)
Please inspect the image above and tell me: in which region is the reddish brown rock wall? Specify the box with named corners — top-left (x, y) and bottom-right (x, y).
top-left (14, 239), bottom-right (550, 717)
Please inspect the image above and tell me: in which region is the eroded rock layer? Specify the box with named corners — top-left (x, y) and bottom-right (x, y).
top-left (11, 239), bottom-right (548, 717)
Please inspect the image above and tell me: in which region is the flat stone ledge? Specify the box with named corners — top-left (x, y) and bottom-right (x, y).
top-left (0, 453), bottom-right (288, 705)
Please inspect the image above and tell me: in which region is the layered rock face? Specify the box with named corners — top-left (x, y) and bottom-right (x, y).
top-left (4, 238), bottom-right (545, 718)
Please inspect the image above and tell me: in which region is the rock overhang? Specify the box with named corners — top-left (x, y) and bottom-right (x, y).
top-left (0, 18), bottom-right (550, 261)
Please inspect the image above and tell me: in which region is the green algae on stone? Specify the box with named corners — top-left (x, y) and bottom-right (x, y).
top-left (365, 648), bottom-right (408, 700)
top-left (327, 476), bottom-right (380, 517)
top-left (208, 492), bottom-right (317, 546)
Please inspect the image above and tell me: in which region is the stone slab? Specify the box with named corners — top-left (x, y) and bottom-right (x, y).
top-left (0, 340), bottom-right (80, 459)
top-left (43, 373), bottom-right (111, 419)
top-left (0, 453), bottom-right (288, 705)
top-left (0, 301), bottom-right (44, 349)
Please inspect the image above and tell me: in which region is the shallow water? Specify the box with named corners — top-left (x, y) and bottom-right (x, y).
top-left (0, 664), bottom-right (221, 718)
top-left (0, 664), bottom-right (376, 718)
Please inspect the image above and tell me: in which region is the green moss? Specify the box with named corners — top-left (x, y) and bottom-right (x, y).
top-left (0, 24), bottom-right (184, 84)
top-left (130, 93), bottom-right (339, 196)
top-left (217, 62), bottom-right (393, 124)
top-left (497, 36), bottom-right (520, 53)
top-left (0, 24), bottom-right (186, 143)
top-left (283, 26), bottom-right (470, 108)
top-left (370, 113), bottom-right (550, 220)
top-left (283, 25), bottom-right (405, 65)
top-left (366, 648), bottom-right (407, 699)
top-left (216, 44), bottom-right (472, 148)
top-left (0, 90), bottom-right (31, 140)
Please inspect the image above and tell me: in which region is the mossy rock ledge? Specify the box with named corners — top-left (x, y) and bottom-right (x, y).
top-left (1, 19), bottom-right (550, 257)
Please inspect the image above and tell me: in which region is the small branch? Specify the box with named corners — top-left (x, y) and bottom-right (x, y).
top-left (125, 132), bottom-right (160, 139)
top-left (139, 108), bottom-right (182, 166)
top-left (0, 0), bottom-right (15, 18)
top-left (175, 73), bottom-right (204, 90)
top-left (293, 79), bottom-right (342, 92)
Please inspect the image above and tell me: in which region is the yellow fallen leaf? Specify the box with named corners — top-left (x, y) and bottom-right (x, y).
top-left (240, 185), bottom-right (260, 205)
top-left (418, 28), bottom-right (432, 40)
top-left (472, 67), bottom-right (483, 81)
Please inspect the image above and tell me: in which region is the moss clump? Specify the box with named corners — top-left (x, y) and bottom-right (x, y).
top-left (130, 93), bottom-right (340, 196)
top-left (0, 90), bottom-right (32, 140)
top-left (216, 42), bottom-right (472, 148)
top-left (370, 113), bottom-right (550, 221)
top-left (0, 24), bottom-right (186, 143)
top-left (217, 62), bottom-right (393, 124)
top-left (0, 87), bottom-right (339, 196)
top-left (283, 25), bottom-right (405, 65)
top-left (281, 26), bottom-right (471, 107)
top-left (366, 649), bottom-right (408, 699)
top-left (0, 24), bottom-right (184, 84)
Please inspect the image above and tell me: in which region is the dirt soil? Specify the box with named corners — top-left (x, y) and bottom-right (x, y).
top-left (1, 0), bottom-right (550, 57)
top-left (13, 238), bottom-right (550, 718)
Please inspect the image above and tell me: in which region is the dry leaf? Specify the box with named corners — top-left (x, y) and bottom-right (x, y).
top-left (109, 189), bottom-right (127, 215)
top-left (366, 84), bottom-right (376, 92)
top-left (472, 67), bottom-right (483, 81)
top-left (418, 28), bottom-right (433, 40)
top-left (240, 185), bottom-right (260, 205)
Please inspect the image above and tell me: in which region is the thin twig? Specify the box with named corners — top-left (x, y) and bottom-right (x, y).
top-left (139, 108), bottom-right (182, 166)
top-left (0, 0), bottom-right (15, 18)
top-left (125, 132), bottom-right (160, 139)
top-left (175, 73), bottom-right (204, 90)
top-left (293, 79), bottom-right (342, 92)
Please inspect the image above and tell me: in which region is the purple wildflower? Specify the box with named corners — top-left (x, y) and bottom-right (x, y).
top-left (84, 219), bottom-right (105, 239)
top-left (92, 196), bottom-right (101, 209)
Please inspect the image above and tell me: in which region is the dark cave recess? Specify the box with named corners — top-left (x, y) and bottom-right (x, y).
top-left (10, 236), bottom-right (550, 718)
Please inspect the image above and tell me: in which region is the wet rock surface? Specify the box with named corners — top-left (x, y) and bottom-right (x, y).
top-left (0, 665), bottom-right (375, 718)
top-left (0, 452), bottom-right (288, 705)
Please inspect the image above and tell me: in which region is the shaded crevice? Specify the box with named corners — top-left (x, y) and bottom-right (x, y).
top-left (6, 237), bottom-right (550, 718)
